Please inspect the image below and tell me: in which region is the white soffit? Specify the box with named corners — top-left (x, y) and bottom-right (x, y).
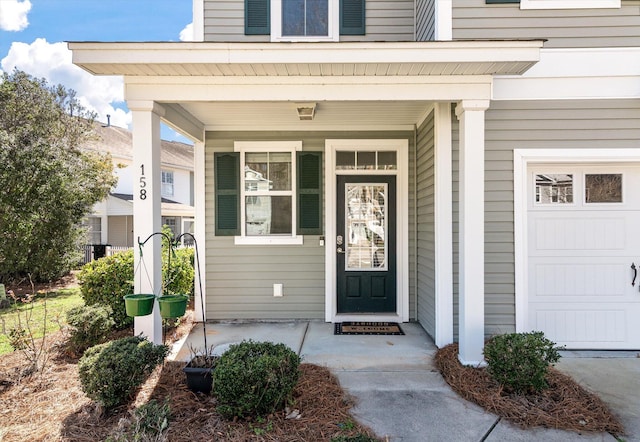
top-left (69, 41), bottom-right (543, 78)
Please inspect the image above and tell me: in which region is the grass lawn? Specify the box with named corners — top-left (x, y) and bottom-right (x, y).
top-left (0, 288), bottom-right (84, 355)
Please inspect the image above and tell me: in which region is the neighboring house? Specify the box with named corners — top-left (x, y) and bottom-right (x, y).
top-left (83, 121), bottom-right (195, 250)
top-left (69, 0), bottom-right (640, 362)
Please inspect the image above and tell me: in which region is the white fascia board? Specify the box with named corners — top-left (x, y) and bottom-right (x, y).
top-left (521, 0), bottom-right (620, 9)
top-left (125, 76), bottom-right (493, 102)
top-left (69, 41), bottom-right (542, 67)
top-left (493, 48), bottom-right (640, 100)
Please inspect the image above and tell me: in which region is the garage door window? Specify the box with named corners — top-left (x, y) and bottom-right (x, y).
top-left (535, 174), bottom-right (573, 204)
top-left (585, 174), bottom-right (622, 204)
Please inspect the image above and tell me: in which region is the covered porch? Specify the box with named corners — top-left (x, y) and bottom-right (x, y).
top-left (70, 40), bottom-right (542, 364)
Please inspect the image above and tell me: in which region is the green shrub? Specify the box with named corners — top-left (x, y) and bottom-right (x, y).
top-left (65, 305), bottom-right (115, 355)
top-left (78, 247), bottom-right (194, 329)
top-left (78, 250), bottom-right (135, 329)
top-left (78, 336), bottom-right (168, 409)
top-left (483, 331), bottom-right (562, 394)
top-left (212, 340), bottom-right (301, 419)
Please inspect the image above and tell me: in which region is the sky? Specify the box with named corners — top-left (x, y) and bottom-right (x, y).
top-left (0, 0), bottom-right (194, 143)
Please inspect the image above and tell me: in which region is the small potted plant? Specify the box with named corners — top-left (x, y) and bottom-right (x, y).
top-left (183, 345), bottom-right (219, 394)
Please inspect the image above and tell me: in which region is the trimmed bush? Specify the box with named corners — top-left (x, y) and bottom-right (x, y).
top-left (483, 331), bottom-right (562, 394)
top-left (78, 247), bottom-right (194, 329)
top-left (66, 304), bottom-right (115, 355)
top-left (212, 340), bottom-right (300, 419)
top-left (78, 250), bottom-right (135, 329)
top-left (78, 336), bottom-right (168, 409)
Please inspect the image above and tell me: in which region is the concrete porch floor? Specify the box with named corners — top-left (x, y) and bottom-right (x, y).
top-left (170, 320), bottom-right (640, 442)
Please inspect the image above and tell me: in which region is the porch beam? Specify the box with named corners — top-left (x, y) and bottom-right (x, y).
top-left (130, 100), bottom-right (164, 345)
top-left (125, 77), bottom-right (493, 103)
top-left (455, 99), bottom-right (489, 366)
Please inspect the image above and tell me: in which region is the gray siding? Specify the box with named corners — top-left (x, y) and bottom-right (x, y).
top-left (416, 0), bottom-right (436, 41)
top-left (453, 99), bottom-right (640, 337)
top-left (453, 0), bottom-right (640, 48)
top-left (203, 0), bottom-right (415, 42)
top-left (205, 130), bottom-right (415, 320)
top-left (415, 111), bottom-right (436, 338)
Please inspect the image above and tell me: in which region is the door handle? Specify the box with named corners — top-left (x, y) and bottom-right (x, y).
top-left (632, 262), bottom-right (637, 287)
top-left (337, 247), bottom-right (346, 254)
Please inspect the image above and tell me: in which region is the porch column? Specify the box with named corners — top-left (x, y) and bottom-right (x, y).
top-left (455, 99), bottom-right (489, 366)
top-left (130, 101), bottom-right (165, 345)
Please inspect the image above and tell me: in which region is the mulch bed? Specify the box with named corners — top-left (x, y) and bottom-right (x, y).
top-left (434, 343), bottom-right (624, 437)
top-left (0, 311), bottom-right (378, 441)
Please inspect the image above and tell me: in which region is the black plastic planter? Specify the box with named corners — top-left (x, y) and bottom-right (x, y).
top-left (183, 362), bottom-right (214, 394)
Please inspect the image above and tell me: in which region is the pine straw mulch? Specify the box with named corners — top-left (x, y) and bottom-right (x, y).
top-left (434, 343), bottom-right (624, 438)
top-left (0, 316), bottom-right (378, 441)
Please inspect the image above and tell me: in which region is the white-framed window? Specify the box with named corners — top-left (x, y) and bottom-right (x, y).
top-left (234, 141), bottom-right (303, 245)
top-left (161, 170), bottom-right (174, 197)
top-left (271, 0), bottom-right (339, 42)
top-left (520, 0), bottom-right (620, 9)
top-left (84, 216), bottom-right (102, 244)
top-left (162, 216), bottom-right (178, 236)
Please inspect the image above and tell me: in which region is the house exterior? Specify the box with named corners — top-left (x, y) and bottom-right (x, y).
top-left (69, 0), bottom-right (640, 363)
top-left (83, 122), bottom-right (195, 250)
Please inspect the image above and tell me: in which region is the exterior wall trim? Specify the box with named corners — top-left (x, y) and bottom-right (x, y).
top-left (325, 139), bottom-right (410, 323)
top-left (513, 148), bottom-right (640, 334)
top-left (494, 48), bottom-right (640, 101)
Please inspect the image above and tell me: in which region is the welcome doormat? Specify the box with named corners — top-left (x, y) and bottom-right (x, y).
top-left (334, 322), bottom-right (404, 336)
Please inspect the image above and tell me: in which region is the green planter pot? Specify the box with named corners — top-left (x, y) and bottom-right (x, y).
top-left (158, 294), bottom-right (189, 318)
top-left (123, 294), bottom-right (156, 317)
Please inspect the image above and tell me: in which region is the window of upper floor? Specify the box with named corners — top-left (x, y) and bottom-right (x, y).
top-left (245, 0), bottom-right (365, 41)
top-left (487, 0), bottom-right (620, 9)
top-left (161, 170), bottom-right (174, 197)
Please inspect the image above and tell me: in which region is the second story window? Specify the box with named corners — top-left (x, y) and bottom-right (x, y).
top-left (161, 171), bottom-right (174, 197)
top-left (245, 0), bottom-right (365, 39)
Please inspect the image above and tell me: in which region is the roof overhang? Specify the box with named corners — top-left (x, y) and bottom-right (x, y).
top-left (69, 41), bottom-right (544, 78)
top-left (69, 41), bottom-right (544, 135)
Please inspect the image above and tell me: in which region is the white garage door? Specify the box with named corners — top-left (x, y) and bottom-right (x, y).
top-left (528, 164), bottom-right (640, 350)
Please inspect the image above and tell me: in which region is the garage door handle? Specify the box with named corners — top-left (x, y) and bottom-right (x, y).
top-left (632, 263), bottom-right (637, 287)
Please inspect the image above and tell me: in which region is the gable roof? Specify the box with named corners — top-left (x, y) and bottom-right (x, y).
top-left (83, 121), bottom-right (194, 170)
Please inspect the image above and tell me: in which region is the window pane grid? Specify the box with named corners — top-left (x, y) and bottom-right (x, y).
top-left (345, 183), bottom-right (387, 271)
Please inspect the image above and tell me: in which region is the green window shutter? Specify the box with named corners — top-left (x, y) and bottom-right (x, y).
top-left (214, 152), bottom-right (240, 236)
top-left (340, 0), bottom-right (365, 35)
top-left (245, 0), bottom-right (270, 35)
top-left (297, 152), bottom-right (323, 235)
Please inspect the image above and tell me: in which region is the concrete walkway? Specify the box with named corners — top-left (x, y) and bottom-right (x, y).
top-left (171, 321), bottom-right (639, 442)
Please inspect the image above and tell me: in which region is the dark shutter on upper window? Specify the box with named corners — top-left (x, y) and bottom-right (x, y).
top-left (214, 152), bottom-right (240, 236)
top-left (297, 152), bottom-right (323, 235)
top-left (245, 0), bottom-right (270, 35)
top-left (340, 0), bottom-right (365, 35)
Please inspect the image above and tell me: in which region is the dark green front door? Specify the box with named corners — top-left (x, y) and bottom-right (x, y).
top-left (336, 175), bottom-right (396, 313)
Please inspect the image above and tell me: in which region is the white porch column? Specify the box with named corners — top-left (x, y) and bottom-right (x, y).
top-left (130, 101), bottom-right (165, 344)
top-left (455, 99), bottom-right (489, 366)
top-left (193, 139), bottom-right (206, 322)
top-left (434, 102), bottom-right (454, 347)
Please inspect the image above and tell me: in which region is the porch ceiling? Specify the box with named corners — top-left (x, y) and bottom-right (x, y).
top-left (175, 100), bottom-right (434, 131)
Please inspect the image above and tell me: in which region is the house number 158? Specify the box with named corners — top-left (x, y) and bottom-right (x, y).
top-left (139, 164), bottom-right (147, 200)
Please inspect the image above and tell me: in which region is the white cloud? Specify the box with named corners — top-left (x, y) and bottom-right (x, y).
top-left (179, 22), bottom-right (194, 41)
top-left (0, 0), bottom-right (32, 31)
top-left (1, 38), bottom-right (131, 128)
